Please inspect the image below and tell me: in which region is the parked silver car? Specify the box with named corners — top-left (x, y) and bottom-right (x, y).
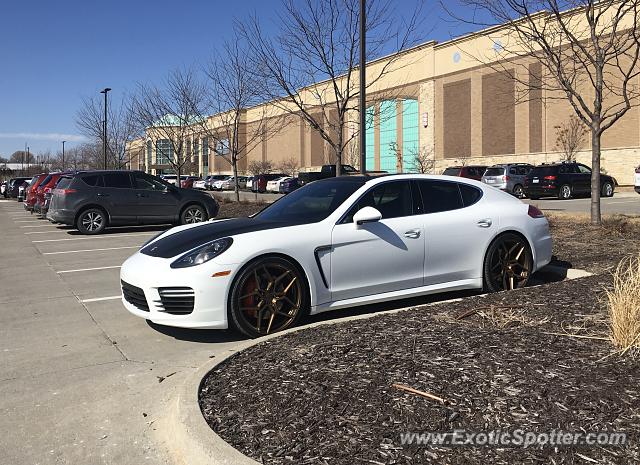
top-left (481, 163), bottom-right (533, 198)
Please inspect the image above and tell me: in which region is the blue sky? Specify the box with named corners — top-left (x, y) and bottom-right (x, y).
top-left (0, 0), bottom-right (479, 158)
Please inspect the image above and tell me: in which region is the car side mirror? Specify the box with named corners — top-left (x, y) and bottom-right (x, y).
top-left (353, 206), bottom-right (382, 227)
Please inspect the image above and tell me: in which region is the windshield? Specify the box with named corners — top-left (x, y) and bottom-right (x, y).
top-left (529, 166), bottom-right (557, 177)
top-left (255, 179), bottom-right (365, 223)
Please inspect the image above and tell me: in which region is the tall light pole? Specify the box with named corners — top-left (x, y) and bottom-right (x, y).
top-left (62, 140), bottom-right (66, 171)
top-left (359, 0), bottom-right (367, 174)
top-left (100, 87), bottom-right (112, 169)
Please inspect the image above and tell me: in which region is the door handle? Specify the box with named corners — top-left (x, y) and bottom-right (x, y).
top-left (404, 229), bottom-right (421, 239)
top-left (477, 219), bottom-right (492, 228)
top-left (97, 193), bottom-right (110, 197)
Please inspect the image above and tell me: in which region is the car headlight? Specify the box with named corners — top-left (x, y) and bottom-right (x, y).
top-left (170, 237), bottom-right (233, 268)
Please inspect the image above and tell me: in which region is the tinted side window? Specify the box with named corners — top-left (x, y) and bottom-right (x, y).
top-left (344, 181), bottom-right (413, 222)
top-left (460, 184), bottom-right (483, 207)
top-left (509, 167), bottom-right (517, 175)
top-left (418, 180), bottom-right (463, 213)
top-left (577, 164), bottom-right (591, 174)
top-left (56, 177), bottom-right (73, 189)
top-left (134, 173), bottom-right (166, 190)
top-left (81, 175), bottom-right (104, 187)
top-left (103, 173), bottom-right (132, 188)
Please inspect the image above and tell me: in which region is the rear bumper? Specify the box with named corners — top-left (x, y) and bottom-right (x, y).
top-left (47, 208), bottom-right (75, 225)
top-left (524, 185), bottom-right (558, 197)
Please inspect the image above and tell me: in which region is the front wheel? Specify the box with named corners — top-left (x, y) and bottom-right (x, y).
top-left (77, 208), bottom-right (107, 235)
top-left (180, 204), bottom-right (207, 225)
top-left (601, 182), bottom-right (614, 197)
top-left (229, 257), bottom-right (308, 338)
top-left (483, 233), bottom-right (533, 292)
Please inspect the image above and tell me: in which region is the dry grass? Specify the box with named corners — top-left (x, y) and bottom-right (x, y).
top-left (607, 253), bottom-right (640, 352)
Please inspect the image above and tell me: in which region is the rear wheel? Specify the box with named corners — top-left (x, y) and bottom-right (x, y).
top-left (483, 233), bottom-right (533, 292)
top-left (512, 184), bottom-right (524, 198)
top-left (229, 257), bottom-right (308, 338)
top-left (601, 182), bottom-right (614, 197)
top-left (76, 208), bottom-right (107, 235)
top-left (180, 204), bottom-right (207, 225)
top-left (558, 184), bottom-right (572, 200)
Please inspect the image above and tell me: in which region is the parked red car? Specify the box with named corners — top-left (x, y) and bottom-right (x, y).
top-left (35, 172), bottom-right (70, 214)
top-left (180, 176), bottom-right (200, 189)
top-left (442, 165), bottom-right (488, 181)
top-left (25, 173), bottom-right (48, 212)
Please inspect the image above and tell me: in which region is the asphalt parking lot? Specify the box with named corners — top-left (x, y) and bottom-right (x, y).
top-left (525, 190), bottom-right (640, 215)
top-left (0, 199), bottom-right (249, 465)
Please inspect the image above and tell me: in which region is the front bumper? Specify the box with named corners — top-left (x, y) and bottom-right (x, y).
top-left (635, 185), bottom-right (640, 194)
top-left (120, 251), bottom-right (235, 329)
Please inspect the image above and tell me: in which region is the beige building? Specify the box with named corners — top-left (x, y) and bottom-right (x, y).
top-left (128, 12), bottom-right (640, 185)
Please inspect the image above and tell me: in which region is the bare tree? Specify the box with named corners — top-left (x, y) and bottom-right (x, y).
top-left (410, 147), bottom-right (436, 174)
top-left (554, 114), bottom-right (589, 161)
top-left (130, 68), bottom-right (208, 180)
top-left (277, 157), bottom-right (300, 175)
top-left (449, 0), bottom-right (640, 224)
top-left (76, 94), bottom-right (137, 169)
top-left (239, 0), bottom-right (423, 176)
top-left (203, 38), bottom-right (277, 201)
top-left (247, 159), bottom-right (274, 176)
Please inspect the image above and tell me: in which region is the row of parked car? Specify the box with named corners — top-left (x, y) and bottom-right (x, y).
top-left (2, 170), bottom-right (219, 234)
top-left (443, 161), bottom-right (622, 199)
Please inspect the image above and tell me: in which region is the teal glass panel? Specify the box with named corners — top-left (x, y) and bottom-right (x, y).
top-left (402, 99), bottom-right (419, 172)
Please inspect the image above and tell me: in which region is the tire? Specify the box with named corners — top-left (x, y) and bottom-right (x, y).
top-left (180, 204), bottom-right (207, 225)
top-left (229, 256), bottom-right (309, 338)
top-left (483, 233), bottom-right (533, 293)
top-left (512, 184), bottom-right (524, 199)
top-left (76, 208), bottom-right (107, 235)
top-left (601, 182), bottom-right (614, 197)
top-left (558, 184), bottom-right (572, 200)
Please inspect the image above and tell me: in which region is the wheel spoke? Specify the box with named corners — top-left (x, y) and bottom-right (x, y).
top-left (266, 310), bottom-right (276, 334)
top-left (514, 245), bottom-right (525, 261)
top-left (281, 277), bottom-right (297, 295)
top-left (274, 270), bottom-right (291, 286)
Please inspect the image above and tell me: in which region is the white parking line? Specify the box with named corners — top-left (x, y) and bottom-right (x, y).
top-left (43, 246), bottom-right (139, 255)
top-left (24, 230), bottom-right (68, 235)
top-left (21, 224), bottom-right (58, 228)
top-left (32, 233), bottom-right (154, 243)
top-left (14, 220), bottom-right (45, 223)
top-left (58, 266), bottom-right (122, 274)
top-left (81, 295), bottom-right (122, 303)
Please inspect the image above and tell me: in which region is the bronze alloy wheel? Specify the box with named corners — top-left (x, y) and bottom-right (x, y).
top-left (484, 233), bottom-right (533, 292)
top-left (229, 257), bottom-right (307, 338)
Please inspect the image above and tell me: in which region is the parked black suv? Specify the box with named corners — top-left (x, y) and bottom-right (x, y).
top-left (524, 162), bottom-right (616, 200)
top-left (5, 177), bottom-right (31, 198)
top-left (47, 170), bottom-right (219, 234)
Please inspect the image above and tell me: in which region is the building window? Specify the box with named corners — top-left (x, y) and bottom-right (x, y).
top-left (202, 137), bottom-right (209, 174)
top-left (379, 100), bottom-right (397, 174)
top-left (365, 105), bottom-right (375, 172)
top-left (215, 138), bottom-right (230, 156)
top-left (156, 139), bottom-right (173, 165)
top-left (402, 99), bottom-right (419, 173)
top-left (146, 140), bottom-right (152, 171)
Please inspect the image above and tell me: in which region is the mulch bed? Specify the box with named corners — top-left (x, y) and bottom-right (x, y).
top-left (199, 212), bottom-right (640, 464)
top-left (216, 200), bottom-right (266, 219)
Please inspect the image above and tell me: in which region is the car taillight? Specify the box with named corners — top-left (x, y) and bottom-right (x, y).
top-left (528, 205), bottom-right (545, 218)
top-left (56, 188), bottom-right (77, 195)
top-left (45, 187), bottom-right (52, 194)
top-left (543, 175), bottom-right (556, 181)
top-left (503, 175), bottom-right (509, 181)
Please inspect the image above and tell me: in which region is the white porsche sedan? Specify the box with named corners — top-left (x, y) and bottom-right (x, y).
top-left (120, 174), bottom-right (552, 338)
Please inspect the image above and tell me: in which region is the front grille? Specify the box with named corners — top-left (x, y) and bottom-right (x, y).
top-left (121, 280), bottom-right (149, 312)
top-left (155, 287), bottom-right (195, 315)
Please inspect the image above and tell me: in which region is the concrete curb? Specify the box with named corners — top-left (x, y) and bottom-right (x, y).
top-left (162, 263), bottom-right (591, 465)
